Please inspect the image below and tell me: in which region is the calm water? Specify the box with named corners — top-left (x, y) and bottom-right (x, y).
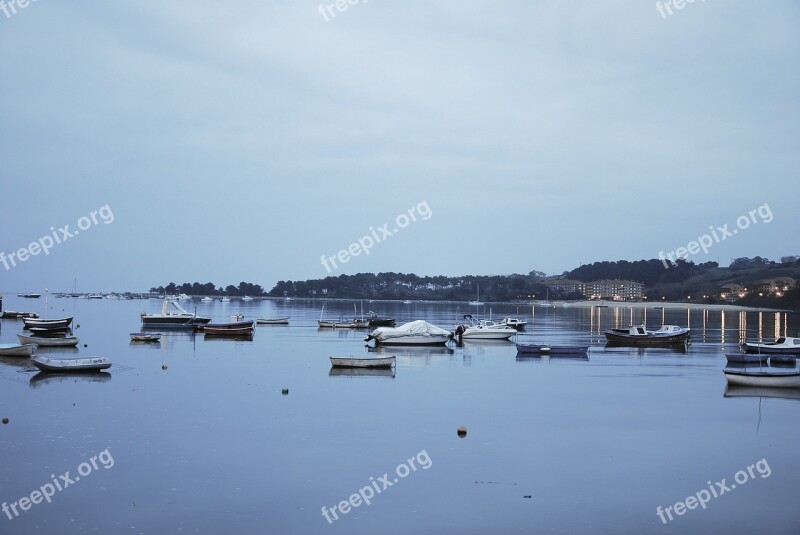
top-left (1, 297), bottom-right (799, 534)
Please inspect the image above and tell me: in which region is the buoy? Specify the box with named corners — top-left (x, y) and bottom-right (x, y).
top-left (282, 388), bottom-right (289, 395)
top-left (2, 417), bottom-right (8, 424)
top-left (457, 426), bottom-right (467, 438)
top-left (76, 324), bottom-right (80, 328)
top-left (83, 344), bottom-right (88, 348)
top-left (162, 364), bottom-right (168, 370)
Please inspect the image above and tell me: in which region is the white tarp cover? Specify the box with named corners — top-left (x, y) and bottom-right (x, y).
top-left (372, 320), bottom-right (452, 341)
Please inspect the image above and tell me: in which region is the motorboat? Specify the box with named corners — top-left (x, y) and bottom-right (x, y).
top-left (604, 324), bottom-right (690, 343)
top-left (723, 368), bottom-right (800, 388)
top-left (200, 296), bottom-right (214, 302)
top-left (220, 297), bottom-right (231, 303)
top-left (18, 293), bottom-right (41, 298)
top-left (241, 296), bottom-right (254, 301)
top-left (516, 343), bottom-right (589, 355)
top-left (23, 316), bottom-right (73, 330)
top-left (330, 356), bottom-right (396, 368)
top-left (31, 355), bottom-right (111, 373)
top-left (130, 333), bottom-right (162, 342)
top-left (0, 343), bottom-right (37, 357)
top-left (87, 293), bottom-right (104, 299)
top-left (365, 320), bottom-right (452, 346)
top-left (455, 315), bottom-right (517, 340)
top-left (17, 334), bottom-right (79, 347)
top-left (742, 337), bottom-right (800, 355)
top-left (141, 299), bottom-right (211, 327)
top-left (366, 311), bottom-right (395, 327)
top-left (500, 317), bottom-right (528, 331)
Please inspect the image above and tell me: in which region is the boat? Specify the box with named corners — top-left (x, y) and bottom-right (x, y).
top-left (723, 368), bottom-right (800, 388)
top-left (742, 337), bottom-right (800, 355)
top-left (220, 297), bottom-right (231, 303)
top-left (200, 296), bottom-right (214, 302)
top-left (141, 299), bottom-right (211, 327)
top-left (202, 320), bottom-right (255, 336)
top-left (468, 284), bottom-right (484, 306)
top-left (770, 355), bottom-right (797, 366)
top-left (130, 333), bottom-right (162, 342)
top-left (23, 316), bottom-right (73, 329)
top-left (17, 334), bottom-right (80, 347)
top-left (726, 353), bottom-right (768, 365)
top-left (604, 324), bottom-right (690, 343)
top-left (516, 343), bottom-right (589, 355)
top-left (256, 317), bottom-right (290, 325)
top-left (365, 320), bottom-right (453, 346)
top-left (1, 311), bottom-right (39, 319)
top-left (31, 355), bottom-right (111, 373)
top-left (455, 315), bottom-right (517, 340)
top-left (230, 314), bottom-right (244, 322)
top-left (499, 317), bottom-right (527, 331)
top-left (0, 343), bottom-right (37, 357)
top-left (19, 293), bottom-right (42, 298)
top-left (402, 300), bottom-right (413, 304)
top-left (330, 356), bottom-right (396, 368)
top-left (241, 296), bottom-right (254, 301)
top-left (367, 311), bottom-right (395, 327)
top-left (87, 293), bottom-right (104, 299)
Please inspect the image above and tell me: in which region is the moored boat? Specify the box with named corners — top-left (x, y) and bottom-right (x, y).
top-left (202, 320), bottom-right (255, 336)
top-left (723, 368), bottom-right (800, 388)
top-left (604, 324), bottom-right (690, 343)
top-left (141, 299), bottom-right (211, 327)
top-left (256, 317), bottom-right (290, 325)
top-left (0, 343), bottom-right (37, 357)
top-left (29, 326), bottom-right (72, 336)
top-left (500, 317), bottom-right (528, 331)
top-left (516, 343), bottom-right (589, 355)
top-left (17, 334), bottom-right (80, 347)
top-left (366, 311), bottom-right (395, 327)
top-left (1, 311), bottom-right (39, 319)
top-left (330, 356), bottom-right (396, 368)
top-left (365, 320), bottom-right (452, 346)
top-left (130, 333), bottom-right (162, 342)
top-left (23, 316), bottom-right (73, 330)
top-left (742, 337), bottom-right (800, 355)
top-left (455, 315), bottom-right (517, 340)
top-left (31, 355), bottom-right (111, 373)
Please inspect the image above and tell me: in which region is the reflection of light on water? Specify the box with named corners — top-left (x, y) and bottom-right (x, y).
top-left (721, 310), bottom-right (726, 346)
top-left (738, 311), bottom-right (747, 345)
top-left (774, 312), bottom-right (781, 340)
top-left (758, 312), bottom-right (763, 341)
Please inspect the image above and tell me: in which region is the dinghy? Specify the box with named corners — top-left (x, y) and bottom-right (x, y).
top-left (742, 337), bottom-right (800, 355)
top-left (130, 333), bottom-right (162, 342)
top-left (723, 368), bottom-right (800, 388)
top-left (0, 343), bottom-right (37, 357)
top-left (17, 334), bottom-right (79, 347)
top-left (256, 317), bottom-right (290, 325)
top-left (330, 356), bottom-right (396, 369)
top-left (31, 355), bottom-right (111, 373)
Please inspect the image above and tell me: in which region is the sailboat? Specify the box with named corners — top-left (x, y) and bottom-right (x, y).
top-left (469, 284), bottom-right (484, 306)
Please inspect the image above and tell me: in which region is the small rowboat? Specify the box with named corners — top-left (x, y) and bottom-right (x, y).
top-left (29, 326), bottom-right (72, 336)
top-left (203, 321), bottom-right (255, 336)
top-left (23, 316), bottom-right (73, 330)
top-left (256, 317), bottom-right (290, 325)
top-left (0, 343), bottom-right (37, 357)
top-left (31, 355), bottom-right (111, 373)
top-left (130, 333), bottom-right (162, 342)
top-left (516, 343), bottom-right (589, 355)
top-left (330, 356), bottom-right (396, 369)
top-left (726, 353), bottom-right (768, 365)
top-left (17, 334), bottom-right (80, 347)
top-left (723, 368), bottom-right (800, 388)
top-left (742, 337), bottom-right (800, 355)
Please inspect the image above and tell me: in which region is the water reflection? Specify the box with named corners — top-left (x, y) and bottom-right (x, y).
top-left (29, 371), bottom-right (112, 388)
top-left (724, 385), bottom-right (800, 400)
top-left (328, 367), bottom-right (395, 378)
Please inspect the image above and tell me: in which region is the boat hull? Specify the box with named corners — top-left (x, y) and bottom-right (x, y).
top-left (23, 317), bottom-right (73, 329)
top-left (373, 335), bottom-right (451, 346)
top-left (256, 317), bottom-right (290, 325)
top-left (0, 343), bottom-right (37, 357)
top-left (330, 356), bottom-right (395, 368)
top-left (724, 370), bottom-right (800, 388)
top-left (17, 334), bottom-right (79, 347)
top-left (726, 353), bottom-right (768, 364)
top-left (31, 355), bottom-right (111, 373)
top-left (604, 331), bottom-right (689, 343)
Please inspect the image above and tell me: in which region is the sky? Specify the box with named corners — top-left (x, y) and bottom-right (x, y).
top-left (1, 1), bottom-right (798, 293)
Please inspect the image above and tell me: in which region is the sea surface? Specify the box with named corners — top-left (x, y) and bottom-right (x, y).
top-left (0, 297), bottom-right (798, 534)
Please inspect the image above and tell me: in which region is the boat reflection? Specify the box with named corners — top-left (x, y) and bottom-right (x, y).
top-left (29, 371), bottom-right (112, 388)
top-left (328, 367), bottom-right (395, 378)
top-left (604, 341), bottom-right (688, 354)
top-left (516, 354), bottom-right (589, 363)
top-left (724, 385), bottom-right (800, 401)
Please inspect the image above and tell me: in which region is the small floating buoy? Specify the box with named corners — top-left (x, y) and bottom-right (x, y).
top-left (162, 364), bottom-right (168, 370)
top-left (282, 388), bottom-right (289, 395)
top-left (2, 417), bottom-right (8, 424)
top-left (523, 495), bottom-right (532, 499)
top-left (76, 324), bottom-right (80, 328)
top-left (83, 344), bottom-right (87, 348)
top-left (457, 426), bottom-right (467, 438)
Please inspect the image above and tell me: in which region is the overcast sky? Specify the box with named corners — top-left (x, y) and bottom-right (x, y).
top-left (1, 1), bottom-right (798, 292)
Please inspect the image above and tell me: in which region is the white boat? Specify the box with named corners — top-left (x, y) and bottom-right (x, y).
top-left (330, 356), bottom-right (396, 369)
top-left (742, 337), bottom-right (800, 355)
top-left (220, 297), bottom-right (231, 303)
top-left (23, 316), bottom-right (73, 329)
top-left (256, 317), bottom-right (290, 325)
top-left (365, 320), bottom-right (453, 346)
top-left (200, 296), bottom-right (214, 302)
top-left (499, 317), bottom-right (527, 331)
top-left (31, 355), bottom-right (111, 373)
top-left (141, 299), bottom-right (211, 327)
top-left (605, 324), bottom-right (690, 343)
top-left (724, 368), bottom-right (800, 388)
top-left (0, 343), bottom-right (37, 357)
top-left (87, 293), bottom-right (104, 299)
top-left (241, 296), bottom-right (254, 301)
top-left (455, 315), bottom-right (517, 340)
top-left (130, 333), bottom-right (161, 342)
top-left (17, 334), bottom-right (79, 347)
